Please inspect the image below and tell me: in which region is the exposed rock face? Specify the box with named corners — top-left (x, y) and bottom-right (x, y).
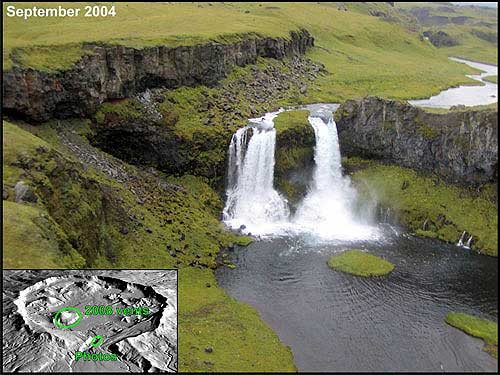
top-left (89, 57), bottom-right (322, 186)
top-left (422, 30), bottom-right (459, 47)
top-left (3, 29), bottom-right (314, 122)
top-left (91, 113), bottom-right (196, 177)
top-left (471, 29), bottom-right (498, 45)
top-left (274, 112), bottom-right (315, 210)
top-left (14, 181), bottom-right (38, 203)
top-left (335, 97), bottom-right (498, 185)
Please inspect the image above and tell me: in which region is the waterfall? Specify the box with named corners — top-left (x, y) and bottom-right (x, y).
top-left (457, 231), bottom-right (473, 249)
top-left (457, 231), bottom-right (467, 247)
top-left (223, 110), bottom-right (290, 235)
top-left (465, 235), bottom-right (473, 249)
top-left (223, 105), bottom-right (378, 240)
top-left (226, 126), bottom-right (249, 190)
top-left (293, 115), bottom-right (378, 240)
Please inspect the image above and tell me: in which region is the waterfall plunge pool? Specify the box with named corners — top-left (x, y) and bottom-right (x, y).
top-left (217, 103), bottom-right (498, 372)
top-left (216, 229), bottom-right (498, 372)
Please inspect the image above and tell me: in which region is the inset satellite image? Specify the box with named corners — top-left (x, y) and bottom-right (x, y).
top-left (2, 270), bottom-right (177, 372)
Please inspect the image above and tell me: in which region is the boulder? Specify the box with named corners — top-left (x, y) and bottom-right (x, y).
top-left (14, 181), bottom-right (38, 203)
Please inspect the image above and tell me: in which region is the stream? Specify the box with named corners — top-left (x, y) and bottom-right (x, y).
top-left (217, 61), bottom-right (498, 371)
top-left (409, 57), bottom-right (498, 108)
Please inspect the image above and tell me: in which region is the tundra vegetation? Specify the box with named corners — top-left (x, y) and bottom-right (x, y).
top-left (445, 313), bottom-right (498, 358)
top-left (2, 1), bottom-right (498, 371)
top-left (327, 250), bottom-right (395, 277)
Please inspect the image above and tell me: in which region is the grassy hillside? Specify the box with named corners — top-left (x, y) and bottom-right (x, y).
top-left (445, 312), bottom-right (498, 358)
top-left (2, 120), bottom-right (294, 371)
top-left (3, 2), bottom-right (491, 101)
top-left (346, 158), bottom-right (498, 256)
top-left (2, 3), bottom-right (497, 371)
top-left (396, 2), bottom-right (498, 64)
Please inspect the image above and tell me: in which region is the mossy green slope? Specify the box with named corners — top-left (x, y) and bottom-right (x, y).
top-left (274, 110), bottom-right (312, 137)
top-left (346, 159), bottom-right (497, 256)
top-left (2, 120), bottom-right (294, 371)
top-left (327, 250), bottom-right (395, 277)
top-left (3, 120), bottom-right (247, 269)
top-left (3, 121), bottom-right (85, 268)
top-left (445, 313), bottom-right (498, 358)
top-left (3, 201), bottom-right (85, 268)
top-left (274, 110), bottom-right (315, 206)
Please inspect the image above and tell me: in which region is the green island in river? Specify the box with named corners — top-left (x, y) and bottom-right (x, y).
top-left (2, 2), bottom-right (497, 372)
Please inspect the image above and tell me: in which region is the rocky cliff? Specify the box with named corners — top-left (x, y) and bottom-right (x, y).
top-left (88, 57), bottom-right (322, 188)
top-left (274, 110), bottom-right (315, 209)
top-left (335, 97), bottom-right (498, 185)
top-left (3, 29), bottom-right (314, 122)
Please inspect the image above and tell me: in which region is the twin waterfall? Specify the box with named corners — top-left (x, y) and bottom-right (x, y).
top-left (223, 105), bottom-right (378, 240)
top-left (223, 110), bottom-right (290, 233)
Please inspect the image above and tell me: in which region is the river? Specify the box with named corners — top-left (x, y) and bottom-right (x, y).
top-left (409, 57), bottom-right (498, 108)
top-left (217, 63), bottom-right (498, 372)
top-left (216, 231), bottom-right (498, 372)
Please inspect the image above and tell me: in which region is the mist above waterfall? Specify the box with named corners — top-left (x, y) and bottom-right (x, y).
top-left (223, 105), bottom-right (379, 240)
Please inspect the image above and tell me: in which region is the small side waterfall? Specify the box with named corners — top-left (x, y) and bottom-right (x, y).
top-left (223, 105), bottom-right (378, 240)
top-left (223, 110), bottom-right (290, 234)
top-left (457, 231), bottom-right (467, 247)
top-left (457, 231), bottom-right (473, 249)
top-left (226, 126), bottom-right (249, 190)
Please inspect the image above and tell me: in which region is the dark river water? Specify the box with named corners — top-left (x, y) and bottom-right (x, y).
top-left (216, 227), bottom-right (498, 372)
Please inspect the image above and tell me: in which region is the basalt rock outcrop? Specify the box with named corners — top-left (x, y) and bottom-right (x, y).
top-left (335, 97), bottom-right (498, 185)
top-left (273, 110), bottom-right (316, 209)
top-left (422, 30), bottom-right (459, 47)
top-left (3, 29), bottom-right (314, 122)
top-left (89, 57), bottom-right (323, 187)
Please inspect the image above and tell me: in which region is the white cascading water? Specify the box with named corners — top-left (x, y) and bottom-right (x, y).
top-left (293, 115), bottom-right (378, 240)
top-left (223, 110), bottom-right (290, 234)
top-left (223, 106), bottom-right (378, 240)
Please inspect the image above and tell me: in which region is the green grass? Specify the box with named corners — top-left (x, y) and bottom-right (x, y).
top-left (273, 110), bottom-right (315, 205)
top-left (2, 121), bottom-right (86, 268)
top-left (3, 201), bottom-right (85, 268)
top-left (274, 110), bottom-right (311, 136)
top-left (10, 44), bottom-right (94, 72)
top-left (395, 2), bottom-right (498, 65)
top-left (274, 110), bottom-right (315, 177)
top-left (3, 120), bottom-right (50, 187)
top-left (3, 119), bottom-right (294, 371)
top-left (179, 268), bottom-right (295, 372)
top-left (420, 102), bottom-right (498, 114)
top-left (3, 2), bottom-right (489, 101)
top-left (2, 2), bottom-right (289, 71)
top-left (483, 75), bottom-right (498, 84)
top-left (234, 235), bottom-right (254, 246)
top-left (445, 312), bottom-right (498, 358)
top-left (3, 119), bottom-right (236, 269)
top-left (327, 249), bottom-right (395, 277)
top-left (347, 160), bottom-right (498, 256)
top-left (96, 99), bottom-right (144, 124)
